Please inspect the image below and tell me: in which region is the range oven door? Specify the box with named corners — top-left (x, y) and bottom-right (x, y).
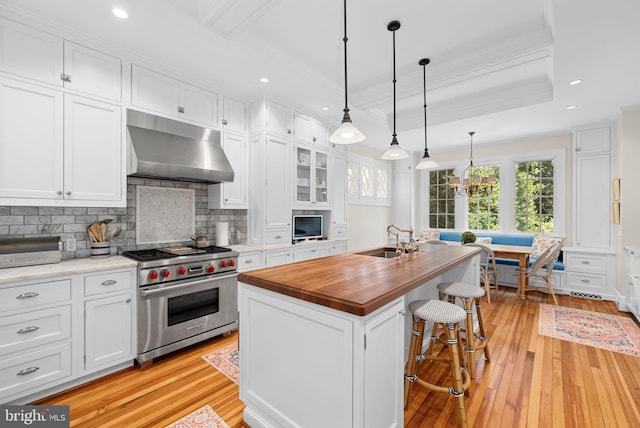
top-left (137, 272), bottom-right (238, 358)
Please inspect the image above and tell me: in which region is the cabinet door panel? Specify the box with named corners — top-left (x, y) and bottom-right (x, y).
top-left (0, 78), bottom-right (63, 199)
top-left (265, 136), bottom-right (290, 228)
top-left (85, 293), bottom-right (133, 371)
top-left (222, 97), bottom-right (246, 133)
top-left (575, 153), bottom-right (610, 248)
top-left (131, 65), bottom-right (179, 115)
top-left (216, 132), bottom-right (247, 207)
top-left (0, 18), bottom-right (63, 86)
top-left (266, 101), bottom-right (290, 136)
top-left (64, 41), bottom-right (122, 101)
top-left (64, 95), bottom-right (122, 202)
top-left (180, 82), bottom-right (217, 126)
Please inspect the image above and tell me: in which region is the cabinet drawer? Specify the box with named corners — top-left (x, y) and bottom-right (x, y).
top-left (331, 225), bottom-right (348, 239)
top-left (566, 272), bottom-right (606, 292)
top-left (85, 270), bottom-right (132, 296)
top-left (0, 280), bottom-right (71, 312)
top-left (566, 253), bottom-right (607, 274)
top-left (265, 228), bottom-right (291, 245)
top-left (0, 342), bottom-right (72, 400)
top-left (0, 306), bottom-right (71, 356)
top-left (238, 252), bottom-right (264, 272)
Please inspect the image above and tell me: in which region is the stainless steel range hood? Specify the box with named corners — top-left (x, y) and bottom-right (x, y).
top-left (126, 110), bottom-right (234, 183)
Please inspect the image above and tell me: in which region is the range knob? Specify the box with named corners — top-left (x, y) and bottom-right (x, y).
top-left (220, 260), bottom-right (227, 268)
top-left (207, 265), bottom-right (215, 273)
top-left (177, 266), bottom-right (187, 275)
top-left (228, 259), bottom-right (235, 267)
top-left (161, 269), bottom-right (171, 278)
top-left (149, 271), bottom-right (159, 280)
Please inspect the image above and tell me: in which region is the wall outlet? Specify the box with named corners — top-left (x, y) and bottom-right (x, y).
top-left (66, 238), bottom-right (76, 252)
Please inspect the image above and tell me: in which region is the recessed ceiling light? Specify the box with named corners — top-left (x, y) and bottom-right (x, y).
top-left (321, 106), bottom-right (330, 111)
top-left (568, 79), bottom-right (583, 86)
top-left (566, 105), bottom-right (577, 110)
top-left (112, 8), bottom-right (129, 19)
top-left (259, 77), bottom-right (269, 83)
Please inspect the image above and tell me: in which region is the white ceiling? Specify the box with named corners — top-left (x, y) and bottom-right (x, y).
top-left (2, 0), bottom-right (639, 154)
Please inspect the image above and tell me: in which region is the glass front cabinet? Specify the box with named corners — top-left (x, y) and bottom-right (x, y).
top-left (295, 145), bottom-right (329, 207)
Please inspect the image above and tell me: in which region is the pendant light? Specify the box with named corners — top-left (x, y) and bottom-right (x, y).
top-left (415, 58), bottom-right (438, 169)
top-left (381, 21), bottom-right (409, 160)
top-left (329, 0), bottom-right (365, 144)
top-left (449, 131), bottom-right (497, 197)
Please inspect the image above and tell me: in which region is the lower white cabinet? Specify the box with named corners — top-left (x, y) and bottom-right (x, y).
top-left (625, 246), bottom-right (640, 322)
top-left (330, 240), bottom-right (348, 255)
top-left (264, 248), bottom-right (292, 268)
top-left (238, 251), bottom-right (265, 273)
top-left (292, 243), bottom-right (329, 262)
top-left (0, 263), bottom-right (136, 403)
top-left (564, 249), bottom-right (615, 299)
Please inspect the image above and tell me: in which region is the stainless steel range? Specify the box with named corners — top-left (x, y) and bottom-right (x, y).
top-left (122, 245), bottom-right (239, 366)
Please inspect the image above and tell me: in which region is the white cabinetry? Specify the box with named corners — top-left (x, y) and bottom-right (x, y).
top-left (221, 96), bottom-right (246, 133)
top-left (238, 251), bottom-right (264, 273)
top-left (294, 144), bottom-right (329, 207)
top-left (0, 18), bottom-right (122, 101)
top-left (239, 283), bottom-right (404, 428)
top-left (330, 240), bottom-right (348, 255)
top-left (564, 250), bottom-right (615, 299)
top-left (330, 152), bottom-right (348, 236)
top-left (292, 243), bottom-right (329, 262)
top-left (249, 99), bottom-right (292, 246)
top-left (131, 64), bottom-right (218, 127)
top-left (249, 99), bottom-right (291, 137)
top-left (0, 78), bottom-right (123, 206)
top-left (83, 270), bottom-right (134, 372)
top-left (0, 263), bottom-right (136, 403)
top-left (264, 248), bottom-right (292, 268)
top-left (625, 246), bottom-right (640, 322)
top-left (293, 112), bottom-right (329, 148)
top-left (208, 132), bottom-right (248, 208)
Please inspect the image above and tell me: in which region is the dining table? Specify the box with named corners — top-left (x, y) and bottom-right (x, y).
top-left (485, 243), bottom-right (534, 300)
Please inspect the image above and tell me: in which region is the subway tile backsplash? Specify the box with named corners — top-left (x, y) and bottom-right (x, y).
top-left (0, 177), bottom-right (247, 259)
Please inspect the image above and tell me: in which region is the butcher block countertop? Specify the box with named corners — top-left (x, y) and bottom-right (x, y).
top-left (238, 245), bottom-right (479, 316)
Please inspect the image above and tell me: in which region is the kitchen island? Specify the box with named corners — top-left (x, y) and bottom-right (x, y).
top-left (237, 245), bottom-right (480, 428)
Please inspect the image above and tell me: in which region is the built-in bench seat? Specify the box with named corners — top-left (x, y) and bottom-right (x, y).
top-left (436, 231), bottom-right (565, 271)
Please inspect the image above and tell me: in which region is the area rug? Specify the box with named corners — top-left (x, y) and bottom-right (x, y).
top-left (202, 343), bottom-right (239, 385)
top-left (166, 405), bottom-right (230, 428)
top-left (538, 304), bottom-right (640, 357)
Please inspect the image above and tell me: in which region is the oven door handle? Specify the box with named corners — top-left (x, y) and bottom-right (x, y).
top-left (139, 272), bottom-right (238, 297)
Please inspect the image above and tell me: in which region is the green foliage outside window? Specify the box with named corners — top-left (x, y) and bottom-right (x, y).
top-left (428, 169), bottom-right (455, 229)
top-left (515, 160), bottom-right (554, 232)
top-left (467, 165), bottom-right (500, 231)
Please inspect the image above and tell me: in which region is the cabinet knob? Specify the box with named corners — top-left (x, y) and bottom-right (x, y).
top-left (60, 73), bottom-right (71, 82)
top-left (224, 198), bottom-right (228, 202)
top-left (126, 298), bottom-right (131, 303)
top-left (66, 191), bottom-right (72, 196)
top-left (287, 129), bottom-right (292, 135)
top-left (312, 136), bottom-right (317, 142)
top-left (57, 190), bottom-right (63, 195)
top-left (275, 235), bottom-right (282, 239)
top-left (178, 106), bottom-right (185, 113)
top-left (222, 119), bottom-right (228, 125)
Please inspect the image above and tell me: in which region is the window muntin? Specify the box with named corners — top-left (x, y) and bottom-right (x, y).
top-left (467, 165), bottom-right (500, 231)
top-left (428, 169), bottom-right (456, 229)
top-left (515, 160), bottom-right (554, 232)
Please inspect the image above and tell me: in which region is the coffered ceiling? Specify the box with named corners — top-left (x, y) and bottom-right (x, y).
top-left (1, 0), bottom-right (638, 154)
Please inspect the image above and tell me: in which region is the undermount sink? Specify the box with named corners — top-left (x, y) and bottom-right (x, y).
top-left (368, 251), bottom-right (399, 258)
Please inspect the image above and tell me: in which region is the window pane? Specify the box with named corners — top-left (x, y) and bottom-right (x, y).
top-left (428, 169), bottom-right (456, 230)
top-left (515, 159), bottom-right (555, 232)
top-left (361, 165), bottom-right (373, 197)
top-left (466, 165), bottom-right (500, 231)
top-left (347, 161), bottom-right (358, 197)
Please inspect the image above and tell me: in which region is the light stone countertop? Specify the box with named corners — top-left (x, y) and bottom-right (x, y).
top-left (0, 255), bottom-right (137, 286)
top-left (229, 245), bottom-right (264, 253)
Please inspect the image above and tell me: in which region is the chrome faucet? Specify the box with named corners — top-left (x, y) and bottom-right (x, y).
top-left (386, 224), bottom-right (416, 255)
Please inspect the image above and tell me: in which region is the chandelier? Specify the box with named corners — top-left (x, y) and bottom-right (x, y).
top-left (448, 131), bottom-right (496, 197)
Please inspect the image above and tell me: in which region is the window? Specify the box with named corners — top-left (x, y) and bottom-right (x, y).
top-left (428, 169), bottom-right (456, 229)
top-left (376, 168), bottom-right (388, 199)
top-left (467, 165), bottom-right (500, 230)
top-left (361, 165), bottom-right (373, 198)
top-left (347, 154), bottom-right (391, 205)
top-left (515, 160), bottom-right (554, 232)
top-left (347, 160), bottom-right (358, 198)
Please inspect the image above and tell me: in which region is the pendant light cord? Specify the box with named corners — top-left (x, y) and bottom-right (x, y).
top-left (342, 0), bottom-right (349, 118)
top-left (392, 28), bottom-right (397, 140)
top-left (422, 60), bottom-right (427, 152)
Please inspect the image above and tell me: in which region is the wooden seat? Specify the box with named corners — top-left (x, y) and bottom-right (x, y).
top-left (522, 242), bottom-right (561, 305)
top-left (465, 243), bottom-right (498, 303)
top-left (435, 281), bottom-right (490, 379)
top-left (404, 299), bottom-right (471, 428)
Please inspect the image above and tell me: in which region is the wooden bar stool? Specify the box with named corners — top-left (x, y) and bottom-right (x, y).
top-left (436, 281), bottom-right (490, 379)
top-left (404, 299), bottom-right (471, 428)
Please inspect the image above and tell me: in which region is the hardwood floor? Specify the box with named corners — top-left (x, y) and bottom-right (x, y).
top-left (34, 288), bottom-right (640, 427)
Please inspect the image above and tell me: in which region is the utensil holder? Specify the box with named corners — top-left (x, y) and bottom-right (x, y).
top-left (90, 242), bottom-right (110, 258)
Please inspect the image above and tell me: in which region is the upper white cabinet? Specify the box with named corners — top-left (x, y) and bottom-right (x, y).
top-left (0, 78), bottom-right (123, 206)
top-left (293, 112), bottom-right (329, 148)
top-left (294, 144), bottom-right (329, 208)
top-left (221, 96), bottom-right (246, 133)
top-left (131, 64), bottom-right (218, 127)
top-left (0, 18), bottom-right (122, 101)
top-left (331, 152), bottom-right (348, 238)
top-left (574, 127), bottom-right (611, 249)
top-left (208, 132), bottom-right (248, 209)
top-left (249, 99), bottom-right (291, 137)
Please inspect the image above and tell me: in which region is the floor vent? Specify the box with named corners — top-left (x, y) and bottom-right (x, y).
top-left (570, 291), bottom-right (603, 300)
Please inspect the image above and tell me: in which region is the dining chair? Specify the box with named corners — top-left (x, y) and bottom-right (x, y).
top-left (522, 242), bottom-right (561, 305)
top-left (464, 243), bottom-right (498, 303)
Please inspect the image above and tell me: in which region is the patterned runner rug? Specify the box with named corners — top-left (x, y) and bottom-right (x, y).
top-left (166, 405), bottom-right (229, 428)
top-left (538, 304), bottom-right (640, 357)
top-left (202, 342), bottom-right (239, 385)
